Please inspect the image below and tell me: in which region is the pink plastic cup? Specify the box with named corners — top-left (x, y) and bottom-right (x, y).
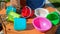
top-left (32, 17), bottom-right (52, 32)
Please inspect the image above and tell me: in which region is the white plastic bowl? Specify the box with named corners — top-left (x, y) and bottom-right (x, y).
top-left (35, 8), bottom-right (49, 17)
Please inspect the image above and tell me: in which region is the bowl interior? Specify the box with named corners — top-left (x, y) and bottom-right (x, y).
top-left (33, 17), bottom-right (52, 31)
top-left (46, 13), bottom-right (59, 25)
top-left (47, 14), bottom-right (59, 21)
top-left (35, 8), bottom-right (49, 17)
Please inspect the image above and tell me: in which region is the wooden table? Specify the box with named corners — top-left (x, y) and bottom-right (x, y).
top-left (0, 1), bottom-right (58, 34)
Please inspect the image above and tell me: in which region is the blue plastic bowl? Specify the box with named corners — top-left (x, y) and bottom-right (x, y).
top-left (26, 0), bottom-right (45, 10)
top-left (6, 5), bottom-right (16, 15)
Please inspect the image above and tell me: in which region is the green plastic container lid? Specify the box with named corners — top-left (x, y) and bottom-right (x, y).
top-left (7, 11), bottom-right (20, 21)
top-left (46, 12), bottom-right (59, 26)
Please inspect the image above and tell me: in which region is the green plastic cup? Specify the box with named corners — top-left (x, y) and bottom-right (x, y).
top-left (46, 12), bottom-right (59, 26)
top-left (7, 11), bottom-right (20, 21)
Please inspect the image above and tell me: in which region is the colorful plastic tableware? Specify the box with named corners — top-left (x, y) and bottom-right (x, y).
top-left (6, 5), bottom-right (16, 15)
top-left (26, 0), bottom-right (45, 9)
top-left (35, 8), bottom-right (49, 17)
top-left (14, 18), bottom-right (26, 30)
top-left (32, 17), bottom-right (52, 32)
top-left (7, 11), bottom-right (20, 21)
top-left (21, 6), bottom-right (34, 18)
top-left (46, 12), bottom-right (59, 26)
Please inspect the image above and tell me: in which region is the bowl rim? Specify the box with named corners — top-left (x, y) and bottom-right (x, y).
top-left (32, 17), bottom-right (52, 32)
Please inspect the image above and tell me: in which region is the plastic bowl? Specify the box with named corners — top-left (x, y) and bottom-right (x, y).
top-left (21, 6), bottom-right (34, 18)
top-left (32, 17), bottom-right (52, 32)
top-left (46, 12), bottom-right (60, 25)
top-left (35, 8), bottom-right (49, 17)
top-left (6, 5), bottom-right (16, 15)
top-left (7, 11), bottom-right (20, 21)
top-left (26, 0), bottom-right (45, 9)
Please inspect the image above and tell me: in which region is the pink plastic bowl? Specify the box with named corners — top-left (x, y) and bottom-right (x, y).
top-left (32, 17), bottom-right (52, 32)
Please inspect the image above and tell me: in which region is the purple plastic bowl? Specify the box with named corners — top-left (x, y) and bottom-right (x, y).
top-left (32, 17), bottom-right (52, 32)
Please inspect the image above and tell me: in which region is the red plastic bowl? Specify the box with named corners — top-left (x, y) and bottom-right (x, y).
top-left (21, 6), bottom-right (34, 18)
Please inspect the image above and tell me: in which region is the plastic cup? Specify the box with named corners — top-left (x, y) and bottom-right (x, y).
top-left (35, 8), bottom-right (49, 17)
top-left (32, 17), bottom-right (52, 32)
top-left (46, 12), bottom-right (59, 25)
top-left (14, 18), bottom-right (26, 30)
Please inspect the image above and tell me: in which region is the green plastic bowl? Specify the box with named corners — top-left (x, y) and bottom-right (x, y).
top-left (7, 11), bottom-right (20, 21)
top-left (46, 12), bottom-right (59, 26)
